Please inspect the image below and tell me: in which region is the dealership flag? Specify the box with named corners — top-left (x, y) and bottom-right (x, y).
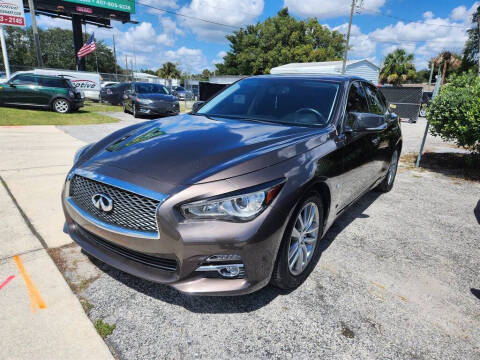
top-left (77, 33), bottom-right (96, 59)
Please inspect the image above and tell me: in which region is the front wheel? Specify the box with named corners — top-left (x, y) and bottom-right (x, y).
top-left (376, 149), bottom-right (399, 193)
top-left (272, 193), bottom-right (324, 290)
top-left (53, 99), bottom-right (71, 113)
top-left (132, 103), bottom-right (139, 118)
top-left (419, 106), bottom-right (427, 117)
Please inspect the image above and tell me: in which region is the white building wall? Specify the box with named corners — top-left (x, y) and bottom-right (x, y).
top-left (345, 61), bottom-right (379, 84)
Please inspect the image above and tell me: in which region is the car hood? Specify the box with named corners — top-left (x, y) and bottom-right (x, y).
top-left (137, 93), bottom-right (177, 102)
top-left (82, 114), bottom-right (330, 188)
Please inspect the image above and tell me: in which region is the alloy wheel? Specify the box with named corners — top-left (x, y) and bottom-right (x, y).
top-left (288, 202), bottom-right (320, 276)
top-left (54, 99), bottom-right (70, 113)
top-left (387, 150), bottom-right (399, 185)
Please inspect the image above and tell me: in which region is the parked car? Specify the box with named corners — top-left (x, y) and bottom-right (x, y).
top-left (63, 75), bottom-right (402, 295)
top-left (100, 82), bottom-right (130, 105)
top-left (122, 82), bottom-right (180, 118)
top-left (419, 91), bottom-right (433, 117)
top-left (172, 86), bottom-right (194, 100)
top-left (0, 73), bottom-right (84, 113)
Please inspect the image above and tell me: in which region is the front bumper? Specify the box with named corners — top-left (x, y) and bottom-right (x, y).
top-left (136, 103), bottom-right (180, 116)
top-left (62, 169), bottom-right (289, 296)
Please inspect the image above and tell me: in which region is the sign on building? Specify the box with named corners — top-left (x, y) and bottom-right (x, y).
top-left (64, 0), bottom-right (135, 13)
top-left (0, 0), bottom-right (26, 27)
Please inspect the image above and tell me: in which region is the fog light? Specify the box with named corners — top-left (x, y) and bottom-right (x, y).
top-left (219, 265), bottom-right (240, 278)
top-left (206, 254), bottom-right (241, 262)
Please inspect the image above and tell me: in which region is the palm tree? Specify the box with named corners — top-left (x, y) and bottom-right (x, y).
top-left (380, 49), bottom-right (416, 86)
top-left (157, 62), bottom-right (181, 80)
top-left (436, 51), bottom-right (462, 85)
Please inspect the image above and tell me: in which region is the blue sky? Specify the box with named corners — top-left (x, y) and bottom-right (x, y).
top-left (34, 0), bottom-right (479, 72)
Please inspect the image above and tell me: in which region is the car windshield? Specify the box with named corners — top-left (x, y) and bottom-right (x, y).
top-left (176, 87), bottom-right (186, 91)
top-left (197, 77), bottom-right (340, 126)
top-left (135, 83), bottom-right (170, 94)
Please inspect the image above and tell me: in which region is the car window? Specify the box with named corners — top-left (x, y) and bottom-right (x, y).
top-left (197, 77), bottom-right (340, 126)
top-left (365, 83), bottom-right (387, 115)
top-left (135, 83), bottom-right (170, 94)
top-left (345, 82), bottom-right (370, 128)
top-left (37, 77), bottom-right (67, 88)
top-left (12, 74), bottom-right (37, 85)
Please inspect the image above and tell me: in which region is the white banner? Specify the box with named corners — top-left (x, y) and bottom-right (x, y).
top-left (0, 0), bottom-right (26, 27)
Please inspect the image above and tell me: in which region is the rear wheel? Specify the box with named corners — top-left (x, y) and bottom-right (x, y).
top-left (419, 106), bottom-right (427, 117)
top-left (376, 149), bottom-right (399, 193)
top-left (53, 98), bottom-right (71, 113)
top-left (272, 193), bottom-right (324, 290)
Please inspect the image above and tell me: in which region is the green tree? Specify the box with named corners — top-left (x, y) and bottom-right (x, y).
top-left (215, 8), bottom-right (346, 75)
top-left (379, 49), bottom-right (416, 86)
top-left (427, 71), bottom-right (480, 154)
top-left (462, 5), bottom-right (480, 72)
top-left (157, 62), bottom-right (181, 79)
top-left (0, 26), bottom-right (120, 73)
top-left (201, 68), bottom-right (212, 79)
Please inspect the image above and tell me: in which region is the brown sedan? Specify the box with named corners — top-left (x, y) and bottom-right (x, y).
top-left (62, 75), bottom-right (402, 295)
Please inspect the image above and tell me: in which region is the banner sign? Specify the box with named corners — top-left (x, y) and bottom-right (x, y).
top-left (65, 0), bottom-right (135, 14)
top-left (0, 0), bottom-right (26, 27)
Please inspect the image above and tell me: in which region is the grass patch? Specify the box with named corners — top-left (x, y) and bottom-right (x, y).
top-left (401, 152), bottom-right (480, 181)
top-left (79, 297), bottom-right (94, 314)
top-left (94, 319), bottom-right (116, 339)
top-left (83, 101), bottom-right (122, 113)
top-left (0, 101), bottom-right (120, 126)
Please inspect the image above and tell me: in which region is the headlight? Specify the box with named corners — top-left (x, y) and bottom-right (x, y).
top-left (137, 98), bottom-right (153, 105)
top-left (181, 184), bottom-right (282, 221)
top-left (73, 144), bottom-right (93, 164)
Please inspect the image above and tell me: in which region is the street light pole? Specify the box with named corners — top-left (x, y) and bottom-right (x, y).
top-left (27, 0), bottom-right (43, 67)
top-left (341, 0), bottom-right (356, 74)
top-left (0, 26), bottom-right (10, 78)
top-left (477, 14), bottom-right (480, 77)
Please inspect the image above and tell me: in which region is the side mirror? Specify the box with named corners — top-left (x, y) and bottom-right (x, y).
top-left (347, 112), bottom-right (387, 133)
top-left (191, 101), bottom-right (205, 113)
top-left (8, 82), bottom-right (16, 87)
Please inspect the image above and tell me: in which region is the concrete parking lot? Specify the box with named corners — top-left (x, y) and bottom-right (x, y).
top-left (1, 117), bottom-right (479, 359)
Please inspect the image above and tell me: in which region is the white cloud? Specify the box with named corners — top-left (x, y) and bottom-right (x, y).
top-left (178, 0), bottom-right (263, 42)
top-left (450, 2), bottom-right (479, 23)
top-left (37, 15), bottom-right (71, 29)
top-left (164, 46), bottom-right (208, 72)
top-left (160, 16), bottom-right (184, 36)
top-left (334, 23), bottom-right (376, 58)
top-left (284, 0), bottom-right (385, 19)
top-left (212, 50), bottom-right (227, 64)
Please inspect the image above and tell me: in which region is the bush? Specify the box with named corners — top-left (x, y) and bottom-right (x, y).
top-left (427, 72), bottom-right (480, 153)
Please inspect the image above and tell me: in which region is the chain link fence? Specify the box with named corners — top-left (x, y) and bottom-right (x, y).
top-left (378, 86), bottom-right (423, 123)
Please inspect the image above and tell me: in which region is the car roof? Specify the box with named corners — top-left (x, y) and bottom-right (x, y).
top-left (17, 72), bottom-right (67, 80)
top-left (250, 74), bottom-right (366, 83)
top-left (133, 82), bottom-right (165, 85)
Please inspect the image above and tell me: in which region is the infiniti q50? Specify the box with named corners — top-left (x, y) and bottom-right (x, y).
top-left (62, 75), bottom-right (401, 295)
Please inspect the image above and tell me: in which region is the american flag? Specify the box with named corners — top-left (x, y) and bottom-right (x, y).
top-left (77, 33), bottom-right (96, 59)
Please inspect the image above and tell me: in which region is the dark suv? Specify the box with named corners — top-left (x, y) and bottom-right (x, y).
top-left (0, 73), bottom-right (84, 113)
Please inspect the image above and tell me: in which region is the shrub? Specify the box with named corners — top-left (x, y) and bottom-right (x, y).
top-left (427, 72), bottom-right (480, 153)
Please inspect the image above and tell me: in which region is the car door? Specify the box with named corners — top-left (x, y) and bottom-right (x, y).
top-left (125, 83), bottom-right (136, 111)
top-left (363, 82), bottom-right (391, 179)
top-left (337, 81), bottom-right (381, 210)
top-left (36, 76), bottom-right (67, 106)
top-left (1, 74), bottom-right (39, 105)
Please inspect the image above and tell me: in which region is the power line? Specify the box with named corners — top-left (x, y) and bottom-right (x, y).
top-left (136, 1), bottom-right (241, 30)
top-left (361, 8), bottom-right (470, 29)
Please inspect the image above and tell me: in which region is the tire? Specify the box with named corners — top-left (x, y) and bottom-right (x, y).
top-left (133, 103), bottom-right (139, 118)
top-left (53, 98), bottom-right (71, 114)
top-left (272, 192), bottom-right (324, 290)
top-left (419, 107), bottom-right (426, 117)
top-left (376, 149), bottom-right (399, 193)
top-left (122, 102), bottom-right (128, 113)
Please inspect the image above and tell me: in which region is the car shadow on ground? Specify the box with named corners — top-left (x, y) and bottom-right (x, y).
top-left (89, 191), bottom-right (381, 314)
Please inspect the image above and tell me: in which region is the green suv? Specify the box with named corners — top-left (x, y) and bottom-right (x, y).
top-left (0, 73), bottom-right (84, 113)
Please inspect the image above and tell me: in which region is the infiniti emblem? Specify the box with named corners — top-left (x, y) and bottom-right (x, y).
top-left (91, 193), bottom-right (113, 212)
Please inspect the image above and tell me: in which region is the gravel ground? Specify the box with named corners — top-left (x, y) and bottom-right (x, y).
top-left (56, 165), bottom-right (480, 360)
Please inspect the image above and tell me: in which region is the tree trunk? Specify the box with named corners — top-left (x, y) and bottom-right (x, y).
top-left (441, 61), bottom-right (448, 85)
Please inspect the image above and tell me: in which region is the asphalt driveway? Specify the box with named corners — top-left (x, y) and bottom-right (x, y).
top-left (54, 162), bottom-right (480, 359)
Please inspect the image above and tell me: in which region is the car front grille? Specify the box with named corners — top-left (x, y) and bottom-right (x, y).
top-left (78, 226), bottom-right (177, 272)
top-left (69, 175), bottom-right (159, 233)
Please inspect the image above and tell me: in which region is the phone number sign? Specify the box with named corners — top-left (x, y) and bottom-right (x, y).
top-left (65, 0), bottom-right (135, 13)
top-left (0, 0), bottom-right (26, 27)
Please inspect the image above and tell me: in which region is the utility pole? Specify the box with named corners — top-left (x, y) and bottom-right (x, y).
top-left (477, 14), bottom-right (480, 77)
top-left (125, 55), bottom-right (128, 81)
top-left (341, 0), bottom-right (356, 74)
top-left (112, 35), bottom-right (117, 79)
top-left (0, 26), bottom-right (10, 78)
top-left (27, 0), bottom-right (43, 67)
